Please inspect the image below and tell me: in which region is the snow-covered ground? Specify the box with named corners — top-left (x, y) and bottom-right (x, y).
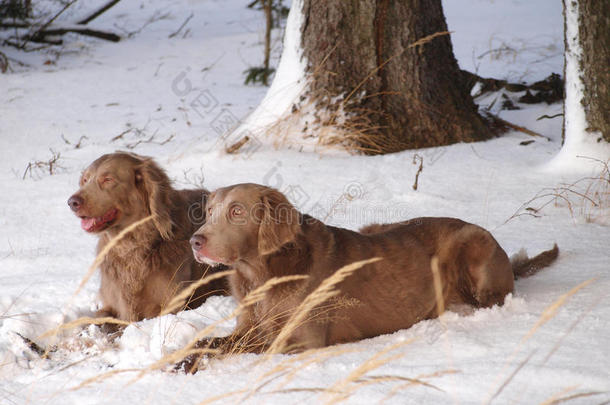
top-left (1, 1), bottom-right (608, 404)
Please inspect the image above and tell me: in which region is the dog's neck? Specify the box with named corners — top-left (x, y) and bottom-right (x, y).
top-left (101, 219), bottom-right (162, 250)
top-left (234, 239), bottom-right (310, 287)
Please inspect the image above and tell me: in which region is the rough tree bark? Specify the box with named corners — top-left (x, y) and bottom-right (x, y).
top-left (566, 0), bottom-right (609, 143)
top-left (299, 0), bottom-right (491, 153)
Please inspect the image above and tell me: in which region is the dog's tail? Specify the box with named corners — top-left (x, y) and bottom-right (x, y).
top-left (511, 244), bottom-right (559, 279)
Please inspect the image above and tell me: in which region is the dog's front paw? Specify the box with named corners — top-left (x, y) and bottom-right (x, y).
top-left (172, 337), bottom-right (228, 374)
top-left (174, 352), bottom-right (209, 374)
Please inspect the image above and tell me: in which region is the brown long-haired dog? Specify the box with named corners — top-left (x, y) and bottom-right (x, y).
top-left (68, 152), bottom-right (226, 323)
top-left (185, 183), bottom-right (557, 363)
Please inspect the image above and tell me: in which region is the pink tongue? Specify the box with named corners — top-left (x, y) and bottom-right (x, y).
top-left (81, 217), bottom-right (97, 231)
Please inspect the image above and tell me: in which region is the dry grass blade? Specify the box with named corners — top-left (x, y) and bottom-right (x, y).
top-left (73, 216), bottom-right (153, 298)
top-left (541, 295), bottom-right (602, 364)
top-left (267, 257), bottom-right (382, 354)
top-left (488, 350), bottom-right (536, 403)
top-left (539, 388), bottom-right (606, 405)
top-left (39, 316), bottom-right (129, 340)
top-left (161, 269), bottom-right (235, 315)
top-left (197, 388), bottom-right (249, 405)
top-left (322, 339), bottom-right (416, 404)
top-left (266, 387), bottom-right (332, 394)
top-left (407, 30), bottom-right (452, 49)
top-left (241, 346), bottom-right (362, 402)
top-left (136, 274), bottom-right (309, 379)
top-left (135, 331), bottom-right (223, 379)
top-left (485, 278), bottom-right (595, 405)
top-left (70, 368), bottom-right (140, 391)
top-left (342, 31), bottom-right (451, 108)
top-left (356, 374), bottom-right (443, 392)
top-left (40, 216), bottom-right (153, 354)
top-left (241, 275), bottom-right (309, 309)
top-left (503, 158), bottom-right (609, 225)
top-left (381, 369), bottom-right (459, 403)
top-left (520, 278), bottom-right (595, 344)
top-left (430, 256), bottom-right (445, 315)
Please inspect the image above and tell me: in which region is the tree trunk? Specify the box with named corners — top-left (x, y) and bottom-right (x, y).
top-left (566, 0), bottom-right (609, 143)
top-left (298, 0), bottom-right (491, 154)
top-left (262, 0), bottom-right (273, 86)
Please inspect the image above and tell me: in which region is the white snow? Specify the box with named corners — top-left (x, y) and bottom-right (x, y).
top-left (444, 0), bottom-right (564, 83)
top-left (1, 1), bottom-right (609, 404)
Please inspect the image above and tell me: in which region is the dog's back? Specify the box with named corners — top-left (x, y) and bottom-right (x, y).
top-left (298, 217), bottom-right (519, 344)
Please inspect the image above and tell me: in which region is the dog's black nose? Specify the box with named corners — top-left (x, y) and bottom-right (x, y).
top-left (68, 195), bottom-right (84, 212)
top-left (190, 234), bottom-right (207, 251)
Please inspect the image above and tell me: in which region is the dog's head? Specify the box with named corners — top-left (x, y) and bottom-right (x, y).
top-left (190, 183), bottom-right (300, 266)
top-left (67, 152), bottom-right (174, 239)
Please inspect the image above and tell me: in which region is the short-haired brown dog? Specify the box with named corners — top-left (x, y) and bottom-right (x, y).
top-left (186, 183), bottom-right (557, 366)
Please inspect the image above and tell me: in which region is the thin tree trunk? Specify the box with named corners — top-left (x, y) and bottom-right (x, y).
top-left (298, 0), bottom-right (491, 154)
top-left (263, 0), bottom-right (273, 86)
top-left (573, 0), bottom-right (609, 142)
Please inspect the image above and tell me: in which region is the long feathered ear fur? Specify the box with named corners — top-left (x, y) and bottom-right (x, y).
top-left (257, 188), bottom-right (301, 256)
top-left (135, 158), bottom-right (174, 240)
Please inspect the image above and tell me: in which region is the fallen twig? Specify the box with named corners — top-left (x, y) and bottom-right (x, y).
top-left (225, 136), bottom-right (251, 154)
top-left (32, 0), bottom-right (77, 38)
top-left (0, 50), bottom-right (9, 73)
top-left (126, 134), bottom-right (174, 149)
top-left (168, 12), bottom-right (193, 38)
top-left (23, 149), bottom-right (63, 179)
top-left (61, 134), bottom-right (88, 148)
top-left (412, 154), bottom-right (423, 191)
top-left (487, 113), bottom-right (551, 141)
top-left (39, 26), bottom-right (120, 42)
top-left (14, 332), bottom-right (48, 357)
top-left (111, 128), bottom-right (131, 142)
top-left (536, 113), bottom-right (563, 121)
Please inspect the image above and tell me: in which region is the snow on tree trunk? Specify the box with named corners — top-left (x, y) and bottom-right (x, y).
top-left (553, 0), bottom-right (609, 169)
top-left (237, 0), bottom-right (492, 155)
top-left (236, 0), bottom-right (309, 151)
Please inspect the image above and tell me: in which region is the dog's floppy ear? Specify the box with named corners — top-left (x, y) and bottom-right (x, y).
top-left (258, 188), bottom-right (300, 256)
top-left (135, 158), bottom-right (174, 240)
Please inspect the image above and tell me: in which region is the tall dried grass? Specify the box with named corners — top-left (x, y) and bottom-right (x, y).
top-left (37, 216), bottom-right (154, 355)
top-left (266, 257), bottom-right (381, 354)
top-left (52, 224), bottom-right (600, 405)
top-left (138, 274), bottom-right (308, 376)
top-left (73, 216), bottom-right (153, 299)
top-left (485, 278), bottom-right (596, 404)
top-left (160, 269), bottom-right (235, 316)
top-left (539, 387), bottom-right (605, 405)
top-left (322, 339), bottom-right (415, 404)
top-left (505, 157), bottom-right (609, 225)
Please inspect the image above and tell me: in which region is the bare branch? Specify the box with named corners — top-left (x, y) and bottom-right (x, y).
top-left (412, 154), bottom-right (423, 191)
top-left (37, 26), bottom-right (120, 42)
top-left (168, 12), bottom-right (193, 38)
top-left (77, 0), bottom-right (122, 25)
top-left (487, 113), bottom-right (551, 141)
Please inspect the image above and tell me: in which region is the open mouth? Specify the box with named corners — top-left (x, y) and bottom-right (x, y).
top-left (193, 251), bottom-right (226, 267)
top-left (80, 208), bottom-right (119, 232)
